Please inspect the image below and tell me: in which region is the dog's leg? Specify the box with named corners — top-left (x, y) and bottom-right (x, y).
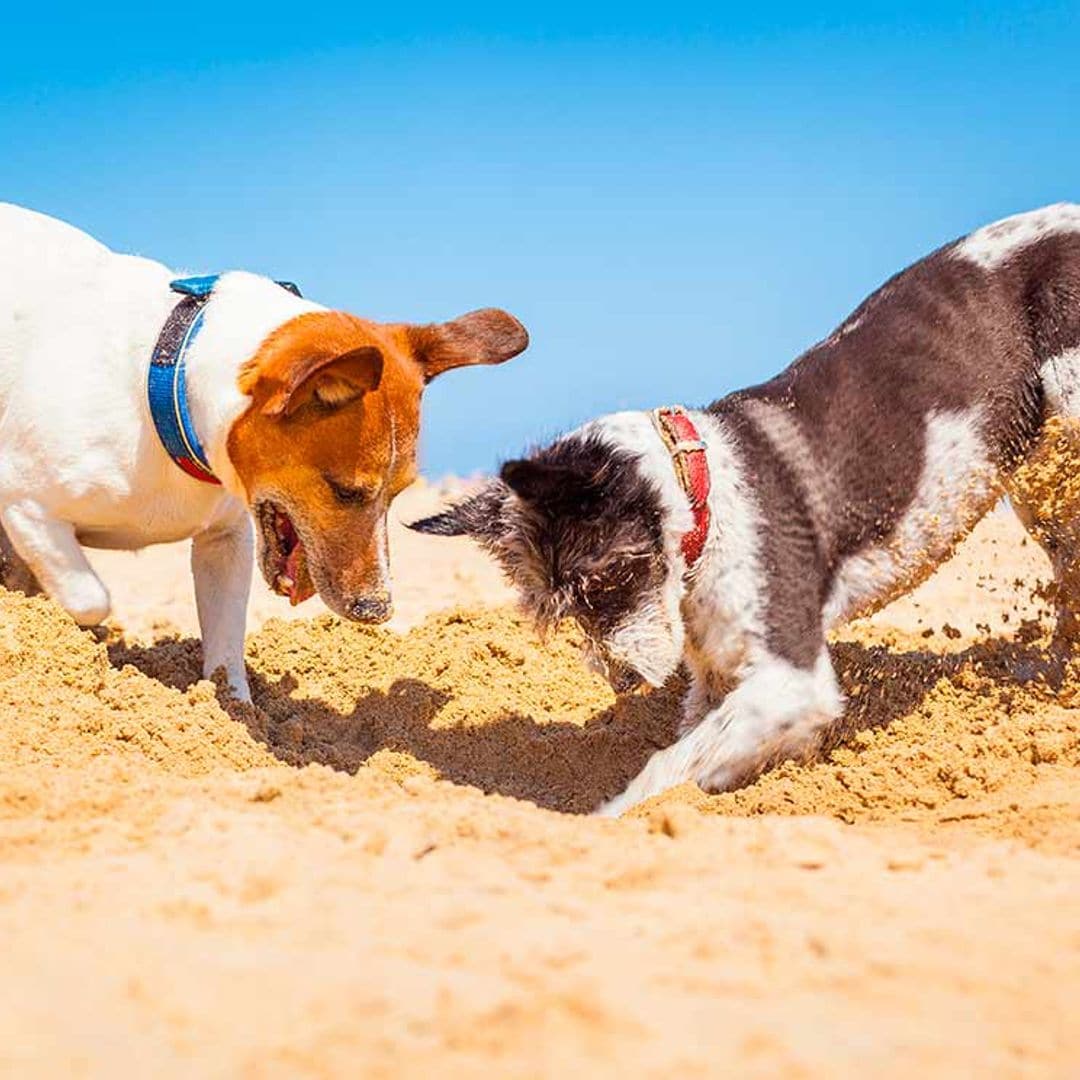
top-left (0, 501), bottom-right (110, 625)
top-left (598, 646), bottom-right (842, 816)
top-left (191, 516), bottom-right (254, 702)
top-left (679, 669), bottom-right (713, 736)
top-left (677, 655), bottom-right (732, 736)
top-left (1014, 506), bottom-right (1080, 653)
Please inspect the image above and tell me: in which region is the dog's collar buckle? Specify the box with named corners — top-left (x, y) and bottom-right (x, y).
top-left (651, 406), bottom-right (712, 572)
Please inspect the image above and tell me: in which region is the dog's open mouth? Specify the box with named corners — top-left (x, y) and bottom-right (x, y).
top-left (258, 503), bottom-right (317, 606)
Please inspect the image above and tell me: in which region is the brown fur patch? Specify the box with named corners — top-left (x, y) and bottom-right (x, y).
top-left (227, 306), bottom-right (527, 618)
top-left (230, 313), bottom-right (423, 615)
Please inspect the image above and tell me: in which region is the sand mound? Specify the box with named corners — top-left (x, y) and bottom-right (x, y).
top-left (109, 606), bottom-right (677, 814)
top-left (1, 526), bottom-right (1078, 1075)
top-left (677, 625), bottom-right (1080, 851)
top-left (102, 593), bottom-right (1080, 833)
top-left (0, 593), bottom-right (272, 777)
top-left (5, 583), bottom-right (1079, 830)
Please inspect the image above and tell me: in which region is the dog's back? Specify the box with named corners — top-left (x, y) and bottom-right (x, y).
top-left (710, 204), bottom-right (1080, 632)
top-left (0, 205), bottom-right (107, 397)
top-left (0, 202), bottom-right (112, 313)
top-left (0, 205), bottom-right (176, 430)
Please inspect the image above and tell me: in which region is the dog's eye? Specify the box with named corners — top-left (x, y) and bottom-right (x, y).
top-left (325, 476), bottom-right (375, 506)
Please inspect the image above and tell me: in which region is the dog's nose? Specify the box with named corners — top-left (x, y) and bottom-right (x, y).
top-left (608, 662), bottom-right (645, 695)
top-left (348, 593), bottom-right (393, 624)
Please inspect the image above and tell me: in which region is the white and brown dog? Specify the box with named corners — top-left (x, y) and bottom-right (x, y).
top-left (412, 203), bottom-right (1080, 814)
top-left (0, 204), bottom-right (527, 700)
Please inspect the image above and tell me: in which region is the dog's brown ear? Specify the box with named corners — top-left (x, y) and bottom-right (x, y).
top-left (408, 309), bottom-right (528, 382)
top-left (260, 346), bottom-right (384, 418)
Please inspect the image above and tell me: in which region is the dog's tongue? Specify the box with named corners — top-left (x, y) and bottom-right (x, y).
top-left (284, 543), bottom-right (316, 606)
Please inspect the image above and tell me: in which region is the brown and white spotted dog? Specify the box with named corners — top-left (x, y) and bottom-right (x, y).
top-left (411, 203), bottom-right (1080, 814)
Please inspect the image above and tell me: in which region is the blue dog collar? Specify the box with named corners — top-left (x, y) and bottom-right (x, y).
top-left (148, 274), bottom-right (303, 485)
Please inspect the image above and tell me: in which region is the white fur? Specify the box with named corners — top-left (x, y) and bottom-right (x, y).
top-left (588, 412), bottom-right (694, 675)
top-left (681, 410), bottom-right (769, 677)
top-left (0, 204), bottom-right (325, 699)
top-left (823, 408), bottom-right (1000, 627)
top-left (600, 646), bottom-right (841, 816)
top-left (604, 595), bottom-right (682, 688)
top-left (1040, 349), bottom-right (1080, 417)
top-left (954, 203), bottom-right (1080, 270)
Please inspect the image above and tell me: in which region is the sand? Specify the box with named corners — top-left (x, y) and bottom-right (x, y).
top-left (1, 485), bottom-right (1078, 1077)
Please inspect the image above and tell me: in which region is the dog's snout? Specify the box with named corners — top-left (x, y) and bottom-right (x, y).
top-left (348, 593), bottom-right (393, 624)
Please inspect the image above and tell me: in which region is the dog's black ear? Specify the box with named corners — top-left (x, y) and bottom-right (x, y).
top-left (501, 458), bottom-right (607, 517)
top-left (407, 482), bottom-right (509, 542)
top-left (500, 459), bottom-right (578, 503)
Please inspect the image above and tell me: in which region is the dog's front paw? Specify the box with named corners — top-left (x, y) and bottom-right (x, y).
top-left (594, 761), bottom-right (686, 817)
top-left (595, 791), bottom-right (634, 818)
top-left (61, 577), bottom-right (112, 627)
top-left (230, 683), bottom-right (253, 705)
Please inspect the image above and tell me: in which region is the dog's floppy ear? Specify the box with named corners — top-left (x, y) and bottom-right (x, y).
top-left (260, 346), bottom-right (383, 418)
top-left (408, 309), bottom-right (528, 383)
top-left (240, 311), bottom-right (386, 418)
top-left (408, 480), bottom-right (511, 542)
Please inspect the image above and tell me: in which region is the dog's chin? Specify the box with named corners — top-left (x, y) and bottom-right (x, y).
top-left (603, 625), bottom-right (682, 691)
top-left (628, 655), bottom-right (680, 691)
top-left (585, 637), bottom-right (680, 694)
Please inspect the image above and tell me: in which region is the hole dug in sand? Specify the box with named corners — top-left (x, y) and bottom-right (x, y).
top-left (94, 591), bottom-right (1080, 832)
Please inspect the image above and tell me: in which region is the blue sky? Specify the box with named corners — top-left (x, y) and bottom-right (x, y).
top-left (3, 3), bottom-right (1078, 473)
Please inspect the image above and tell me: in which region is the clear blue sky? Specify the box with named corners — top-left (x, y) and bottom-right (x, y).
top-left (3, 2), bottom-right (1078, 474)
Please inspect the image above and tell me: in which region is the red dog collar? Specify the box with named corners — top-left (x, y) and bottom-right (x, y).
top-left (651, 406), bottom-right (711, 571)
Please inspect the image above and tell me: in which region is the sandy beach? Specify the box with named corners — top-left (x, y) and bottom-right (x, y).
top-left (0, 484), bottom-right (1077, 1077)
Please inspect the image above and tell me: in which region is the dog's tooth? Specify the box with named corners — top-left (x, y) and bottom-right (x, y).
top-left (276, 574), bottom-right (294, 593)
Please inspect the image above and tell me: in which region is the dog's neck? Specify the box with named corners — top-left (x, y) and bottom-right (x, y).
top-left (177, 272), bottom-right (324, 497)
top-left (590, 408), bottom-right (767, 653)
top-left (588, 411), bottom-right (698, 569)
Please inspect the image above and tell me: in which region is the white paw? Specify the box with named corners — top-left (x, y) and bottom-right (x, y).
top-left (61, 578), bottom-right (111, 626)
top-left (595, 792), bottom-right (634, 818)
top-left (228, 681), bottom-right (252, 704)
top-left (205, 665), bottom-right (251, 703)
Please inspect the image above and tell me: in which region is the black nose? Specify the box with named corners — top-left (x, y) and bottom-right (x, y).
top-left (608, 662), bottom-right (644, 695)
top-left (348, 594), bottom-right (392, 624)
